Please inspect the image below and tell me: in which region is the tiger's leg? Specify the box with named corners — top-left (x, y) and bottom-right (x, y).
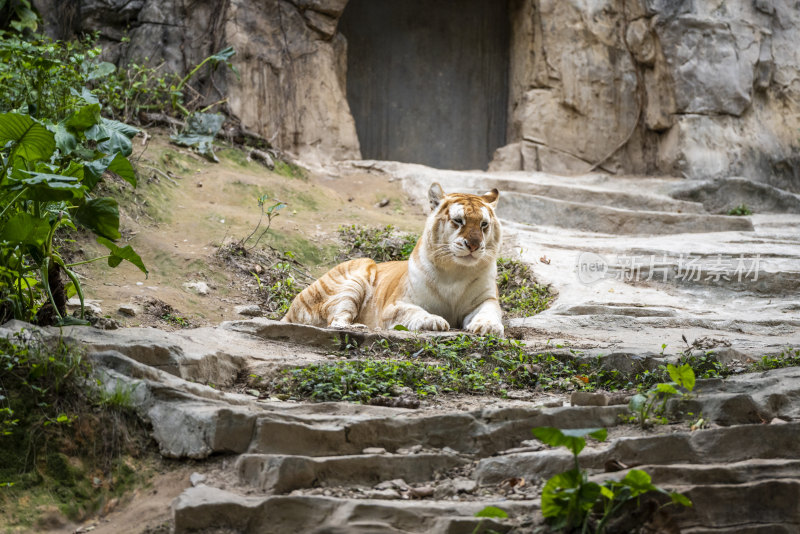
top-left (463, 298), bottom-right (504, 337)
top-left (282, 259), bottom-right (376, 327)
top-left (382, 301), bottom-right (449, 332)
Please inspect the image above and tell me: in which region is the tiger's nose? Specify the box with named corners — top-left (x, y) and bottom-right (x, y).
top-left (467, 239), bottom-right (481, 252)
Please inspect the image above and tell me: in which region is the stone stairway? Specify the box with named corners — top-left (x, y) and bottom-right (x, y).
top-left (4, 314), bottom-right (800, 532)
top-left (5, 165), bottom-right (800, 532)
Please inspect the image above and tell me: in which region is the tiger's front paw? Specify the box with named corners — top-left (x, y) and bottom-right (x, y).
top-left (329, 318), bottom-right (352, 329)
top-left (465, 316), bottom-right (504, 337)
top-left (406, 314), bottom-right (450, 332)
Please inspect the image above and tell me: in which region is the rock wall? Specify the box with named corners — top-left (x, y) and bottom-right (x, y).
top-left (498, 0), bottom-right (800, 193)
top-left (35, 0), bottom-right (800, 190)
top-left (35, 0), bottom-right (360, 164)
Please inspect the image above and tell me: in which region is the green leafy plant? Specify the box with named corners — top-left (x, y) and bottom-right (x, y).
top-left (628, 364), bottom-right (695, 428)
top-left (93, 60), bottom-right (180, 123)
top-left (0, 34), bottom-right (148, 325)
top-left (727, 204), bottom-right (752, 216)
top-left (472, 506), bottom-right (508, 534)
top-left (0, 32), bottom-right (101, 121)
top-left (750, 347), bottom-right (800, 371)
top-left (0, 105), bottom-right (147, 324)
top-left (532, 426), bottom-right (690, 533)
top-left (0, 0), bottom-right (39, 33)
top-left (0, 332), bottom-right (152, 525)
top-left (239, 194), bottom-right (287, 251)
top-left (338, 224), bottom-right (418, 263)
top-left (496, 257), bottom-right (552, 317)
top-left (169, 46), bottom-right (237, 116)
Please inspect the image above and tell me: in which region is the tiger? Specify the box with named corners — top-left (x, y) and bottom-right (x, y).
top-left (282, 182), bottom-right (504, 336)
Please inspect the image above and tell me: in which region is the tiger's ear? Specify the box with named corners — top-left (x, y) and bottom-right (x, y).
top-left (482, 188), bottom-right (499, 209)
top-left (429, 182), bottom-right (445, 211)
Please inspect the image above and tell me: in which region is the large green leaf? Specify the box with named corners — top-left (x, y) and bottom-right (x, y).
top-left (87, 61), bottom-right (116, 81)
top-left (107, 152), bottom-right (136, 187)
top-left (89, 118), bottom-right (139, 157)
top-left (619, 469), bottom-right (657, 496)
top-left (629, 393), bottom-right (648, 413)
top-left (668, 363), bottom-right (696, 392)
top-left (96, 236), bottom-right (148, 276)
top-left (170, 112), bottom-right (224, 162)
top-left (474, 506), bottom-right (508, 519)
top-left (532, 427), bottom-right (607, 456)
top-left (75, 198), bottom-right (120, 240)
top-left (10, 171), bottom-right (85, 201)
top-left (655, 383), bottom-right (678, 395)
top-left (55, 122), bottom-right (78, 155)
top-left (83, 152), bottom-right (136, 190)
top-left (0, 112), bottom-right (55, 162)
top-left (65, 104), bottom-right (101, 132)
top-left (83, 154), bottom-right (113, 190)
top-left (0, 212), bottom-right (50, 246)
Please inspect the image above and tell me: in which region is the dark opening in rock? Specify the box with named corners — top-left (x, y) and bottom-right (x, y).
top-left (339, 0), bottom-right (510, 170)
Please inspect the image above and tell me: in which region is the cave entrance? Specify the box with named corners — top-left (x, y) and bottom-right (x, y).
top-left (339, 0), bottom-right (510, 170)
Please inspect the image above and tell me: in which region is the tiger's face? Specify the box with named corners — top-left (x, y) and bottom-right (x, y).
top-left (426, 183), bottom-right (501, 267)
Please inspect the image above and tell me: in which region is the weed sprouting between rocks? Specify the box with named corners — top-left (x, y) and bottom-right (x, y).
top-left (262, 335), bottom-right (800, 407)
top-left (496, 257), bottom-right (552, 317)
top-left (338, 224), bottom-right (418, 263)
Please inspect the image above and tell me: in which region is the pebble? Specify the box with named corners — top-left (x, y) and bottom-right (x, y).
top-left (234, 304), bottom-right (262, 317)
top-left (118, 304), bottom-right (139, 317)
top-left (183, 281), bottom-right (210, 295)
top-left (189, 472), bottom-right (206, 487)
top-left (66, 297), bottom-right (102, 315)
top-left (362, 447), bottom-right (387, 455)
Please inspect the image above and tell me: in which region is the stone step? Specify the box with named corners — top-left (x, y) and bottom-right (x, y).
top-left (172, 486), bottom-right (522, 534)
top-left (614, 459), bottom-right (800, 487)
top-left (248, 405), bottom-right (628, 457)
top-left (672, 479), bottom-right (800, 533)
top-left (476, 422), bottom-right (800, 484)
top-left (385, 161), bottom-right (705, 213)
top-left (498, 191), bottom-right (754, 235)
top-left (235, 452), bottom-right (467, 494)
top-left (595, 465), bottom-right (800, 533)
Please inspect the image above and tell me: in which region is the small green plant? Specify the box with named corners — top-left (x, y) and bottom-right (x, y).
top-left (628, 363), bottom-right (695, 428)
top-left (338, 224), bottom-right (418, 263)
top-left (496, 257), bottom-right (552, 317)
top-left (750, 347), bottom-right (800, 371)
top-left (238, 194), bottom-right (287, 251)
top-left (0, 332), bottom-right (152, 525)
top-left (727, 204), bottom-right (752, 216)
top-left (472, 505), bottom-right (508, 534)
top-left (532, 426), bottom-right (691, 533)
top-left (96, 379), bottom-right (138, 410)
top-left (92, 60), bottom-right (179, 123)
top-left (161, 313), bottom-right (189, 327)
top-left (0, 0), bottom-right (39, 33)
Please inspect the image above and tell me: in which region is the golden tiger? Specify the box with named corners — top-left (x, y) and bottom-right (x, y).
top-left (282, 183), bottom-right (504, 336)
